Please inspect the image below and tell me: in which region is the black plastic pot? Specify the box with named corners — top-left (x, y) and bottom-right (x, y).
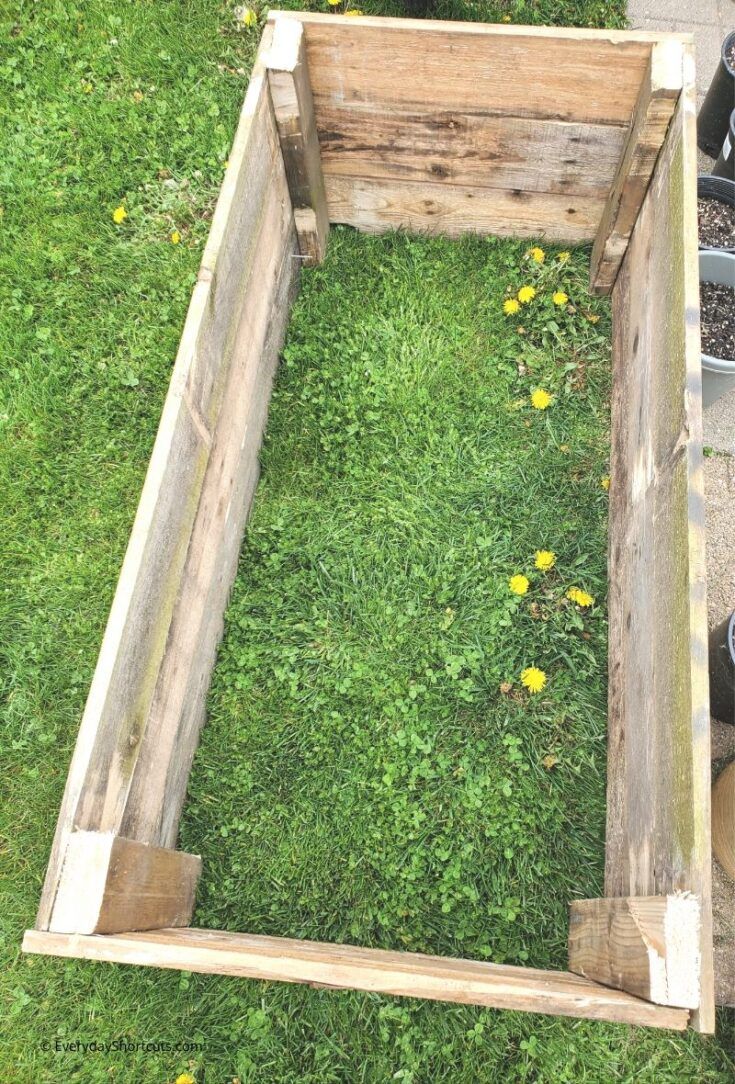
top-left (713, 108), bottom-right (735, 182)
top-left (698, 175), bottom-right (735, 254)
top-left (698, 31), bottom-right (735, 158)
top-left (709, 611), bottom-right (735, 725)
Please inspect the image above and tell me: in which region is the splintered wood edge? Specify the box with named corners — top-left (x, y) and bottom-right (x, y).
top-left (21, 928), bottom-right (690, 1030)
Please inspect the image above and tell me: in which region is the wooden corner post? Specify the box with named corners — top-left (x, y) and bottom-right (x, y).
top-left (568, 895), bottom-right (701, 1009)
top-left (48, 832), bottom-right (201, 935)
top-left (266, 16), bottom-right (329, 265)
top-left (589, 39), bottom-right (683, 294)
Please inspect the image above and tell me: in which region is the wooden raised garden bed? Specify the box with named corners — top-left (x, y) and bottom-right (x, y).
top-left (23, 13), bottom-right (715, 1033)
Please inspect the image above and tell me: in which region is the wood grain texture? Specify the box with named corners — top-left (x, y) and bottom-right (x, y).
top-left (267, 17), bottom-right (328, 263)
top-left (590, 40), bottom-right (684, 294)
top-left (568, 895), bottom-right (701, 1008)
top-left (712, 760), bottom-right (735, 881)
top-left (316, 109), bottom-right (627, 196)
top-left (323, 175), bottom-right (605, 242)
top-left (605, 52), bottom-right (713, 1031)
top-left (267, 12), bottom-right (662, 241)
top-left (36, 25), bottom-right (298, 929)
top-left (48, 833), bottom-right (201, 935)
top-left (22, 928), bottom-right (690, 1029)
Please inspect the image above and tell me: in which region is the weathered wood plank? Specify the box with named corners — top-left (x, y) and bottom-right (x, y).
top-left (36, 25), bottom-right (297, 930)
top-left (590, 40), bottom-right (684, 294)
top-left (22, 928), bottom-right (690, 1029)
top-left (316, 109), bottom-right (627, 198)
top-left (323, 175), bottom-right (604, 242)
top-left (120, 220), bottom-right (298, 848)
top-left (281, 13), bottom-right (666, 126)
top-left (606, 54), bottom-right (713, 1031)
top-left (568, 895), bottom-right (700, 1008)
top-left (267, 16), bottom-right (328, 263)
top-left (48, 833), bottom-right (201, 935)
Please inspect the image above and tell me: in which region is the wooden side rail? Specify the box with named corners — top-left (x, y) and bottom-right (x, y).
top-left (22, 927), bottom-right (690, 1030)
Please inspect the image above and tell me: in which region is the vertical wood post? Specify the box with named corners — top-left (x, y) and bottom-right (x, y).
top-left (266, 17), bottom-right (329, 265)
top-left (589, 40), bottom-right (683, 294)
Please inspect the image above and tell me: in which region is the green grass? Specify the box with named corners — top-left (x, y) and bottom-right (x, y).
top-left (181, 232), bottom-right (614, 968)
top-left (1, 0), bottom-right (734, 1081)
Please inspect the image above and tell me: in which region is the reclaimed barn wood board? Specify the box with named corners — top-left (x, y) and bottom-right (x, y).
top-left (590, 40), bottom-right (684, 293)
top-left (22, 928), bottom-right (690, 1029)
top-left (48, 833), bottom-right (201, 935)
top-left (316, 109), bottom-right (628, 198)
top-left (605, 59), bottom-right (713, 1031)
top-left (36, 25), bottom-right (297, 930)
top-left (568, 895), bottom-right (700, 1008)
top-left (323, 175), bottom-right (605, 242)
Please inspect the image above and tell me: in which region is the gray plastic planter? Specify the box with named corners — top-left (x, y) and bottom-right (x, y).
top-left (700, 249), bottom-right (735, 408)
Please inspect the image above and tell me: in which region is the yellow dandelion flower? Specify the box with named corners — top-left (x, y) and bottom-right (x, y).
top-left (517, 285), bottom-right (536, 304)
top-left (501, 13), bottom-right (512, 21)
top-left (530, 388), bottom-right (552, 410)
top-left (529, 247), bottom-right (545, 263)
top-left (558, 251), bottom-right (571, 263)
top-left (327, 0), bottom-right (342, 6)
top-left (112, 205), bottom-right (127, 224)
top-left (509, 574), bottom-right (530, 596)
top-left (503, 298), bottom-right (520, 315)
top-left (170, 230), bottom-right (181, 245)
top-left (535, 550), bottom-right (556, 572)
top-left (175, 1075), bottom-right (196, 1084)
top-left (567, 586), bottom-right (595, 608)
top-left (552, 290), bottom-right (569, 306)
top-left (601, 476), bottom-right (610, 491)
top-left (345, 7), bottom-right (363, 13)
top-left (586, 312), bottom-right (600, 324)
top-left (521, 667), bottom-right (547, 694)
top-left (239, 6), bottom-right (258, 25)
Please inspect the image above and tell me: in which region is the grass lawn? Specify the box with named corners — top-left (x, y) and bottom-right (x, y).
top-left (1, 0), bottom-right (734, 1081)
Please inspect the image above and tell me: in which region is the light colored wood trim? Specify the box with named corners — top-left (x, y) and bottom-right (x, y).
top-left (568, 895), bottom-right (700, 1008)
top-left (713, 761), bottom-right (735, 880)
top-left (605, 51), bottom-right (713, 1033)
top-left (22, 928), bottom-right (690, 1029)
top-left (271, 11), bottom-right (691, 46)
top-left (48, 833), bottom-right (201, 935)
top-left (36, 25), bottom-right (297, 929)
top-left (590, 41), bottom-right (684, 294)
top-left (266, 16), bottom-right (328, 264)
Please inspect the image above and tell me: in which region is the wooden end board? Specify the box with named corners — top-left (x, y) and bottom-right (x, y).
top-left (36, 25), bottom-right (299, 929)
top-left (48, 832), bottom-right (201, 936)
top-left (22, 928), bottom-right (690, 1030)
top-left (568, 895), bottom-right (701, 1009)
top-left (270, 13), bottom-right (689, 242)
top-left (605, 50), bottom-right (713, 1031)
top-left (590, 39), bottom-right (685, 293)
